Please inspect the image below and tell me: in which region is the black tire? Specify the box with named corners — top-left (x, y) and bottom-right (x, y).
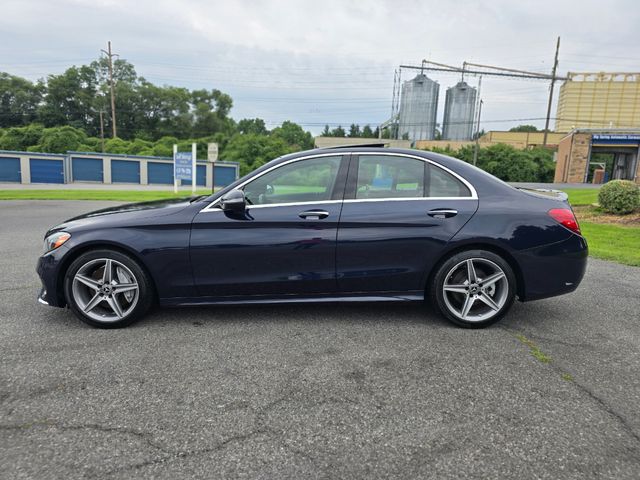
top-left (429, 249), bottom-right (516, 328)
top-left (63, 249), bottom-right (154, 328)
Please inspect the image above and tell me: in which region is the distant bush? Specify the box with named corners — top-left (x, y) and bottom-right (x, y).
top-left (598, 180), bottom-right (640, 214)
top-left (422, 143), bottom-right (555, 183)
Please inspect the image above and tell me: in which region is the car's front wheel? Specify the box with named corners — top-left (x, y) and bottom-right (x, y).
top-left (64, 249), bottom-right (154, 328)
top-left (431, 249), bottom-right (516, 328)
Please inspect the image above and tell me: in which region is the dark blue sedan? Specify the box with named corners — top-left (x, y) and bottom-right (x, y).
top-left (37, 147), bottom-right (588, 328)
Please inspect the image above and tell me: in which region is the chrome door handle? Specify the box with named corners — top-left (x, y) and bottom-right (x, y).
top-left (427, 208), bottom-right (458, 218)
top-left (299, 210), bottom-right (329, 220)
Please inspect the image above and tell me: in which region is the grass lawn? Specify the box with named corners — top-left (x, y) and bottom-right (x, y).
top-left (579, 222), bottom-right (640, 267)
top-left (561, 188), bottom-right (599, 206)
top-left (0, 189), bottom-right (212, 202)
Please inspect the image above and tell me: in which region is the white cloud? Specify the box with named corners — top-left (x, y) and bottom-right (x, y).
top-left (1, 0), bottom-right (639, 133)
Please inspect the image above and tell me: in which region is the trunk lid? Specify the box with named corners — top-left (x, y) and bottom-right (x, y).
top-left (516, 187), bottom-right (569, 204)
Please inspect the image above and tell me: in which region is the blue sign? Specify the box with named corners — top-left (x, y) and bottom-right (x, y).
top-left (592, 134), bottom-right (640, 145)
top-left (174, 152), bottom-right (192, 180)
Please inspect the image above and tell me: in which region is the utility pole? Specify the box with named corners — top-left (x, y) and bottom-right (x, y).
top-left (473, 100), bottom-right (483, 166)
top-left (173, 144), bottom-right (178, 194)
top-left (211, 161), bottom-right (216, 194)
top-left (191, 143), bottom-right (197, 195)
top-left (99, 110), bottom-right (105, 152)
top-left (543, 36), bottom-right (560, 147)
top-left (101, 41), bottom-right (118, 138)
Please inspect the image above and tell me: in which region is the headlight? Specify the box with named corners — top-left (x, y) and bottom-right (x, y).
top-left (44, 232), bottom-right (71, 253)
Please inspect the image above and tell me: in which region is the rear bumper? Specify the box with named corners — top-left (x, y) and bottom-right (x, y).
top-left (514, 233), bottom-right (588, 302)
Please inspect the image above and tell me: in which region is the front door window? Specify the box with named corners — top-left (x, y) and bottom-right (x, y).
top-left (243, 156), bottom-right (342, 205)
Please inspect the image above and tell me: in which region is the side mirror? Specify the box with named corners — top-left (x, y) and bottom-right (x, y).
top-left (220, 190), bottom-right (246, 214)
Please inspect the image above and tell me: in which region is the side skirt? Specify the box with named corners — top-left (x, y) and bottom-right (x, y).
top-left (160, 292), bottom-right (425, 307)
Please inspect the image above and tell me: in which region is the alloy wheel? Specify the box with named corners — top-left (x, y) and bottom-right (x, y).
top-left (71, 258), bottom-right (139, 322)
top-left (441, 258), bottom-right (509, 322)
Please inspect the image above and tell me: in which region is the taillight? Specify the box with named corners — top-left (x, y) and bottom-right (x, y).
top-left (548, 208), bottom-right (581, 234)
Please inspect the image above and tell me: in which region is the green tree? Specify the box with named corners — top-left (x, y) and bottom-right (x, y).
top-left (421, 143), bottom-right (555, 183)
top-left (93, 57), bottom-right (137, 85)
top-left (104, 137), bottom-right (134, 154)
top-left (0, 73), bottom-right (44, 127)
top-left (348, 124), bottom-right (361, 137)
top-left (149, 136), bottom-right (179, 157)
top-left (35, 126), bottom-right (88, 153)
top-left (331, 125), bottom-right (346, 137)
top-left (224, 133), bottom-right (292, 175)
top-left (131, 81), bottom-right (188, 140)
top-left (38, 65), bottom-right (99, 133)
top-left (361, 125), bottom-right (374, 138)
top-left (0, 59), bottom-right (321, 163)
top-left (238, 118), bottom-right (268, 135)
top-left (190, 89), bottom-right (235, 138)
top-left (0, 124), bottom-right (44, 151)
top-left (509, 125), bottom-right (538, 132)
top-left (271, 121), bottom-right (314, 149)
top-left (321, 124), bottom-right (331, 136)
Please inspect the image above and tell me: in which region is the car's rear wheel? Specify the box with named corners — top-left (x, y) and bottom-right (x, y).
top-left (64, 249), bottom-right (154, 328)
top-left (431, 249), bottom-right (516, 328)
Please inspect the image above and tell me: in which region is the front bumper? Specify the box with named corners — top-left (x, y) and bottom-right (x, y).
top-left (514, 233), bottom-right (588, 302)
top-left (36, 245), bottom-right (70, 308)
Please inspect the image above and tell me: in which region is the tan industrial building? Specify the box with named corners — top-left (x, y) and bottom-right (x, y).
top-left (554, 130), bottom-right (640, 184)
top-left (316, 131), bottom-right (566, 151)
top-left (314, 137), bottom-right (412, 149)
top-left (314, 132), bottom-right (559, 151)
top-left (555, 72), bottom-right (640, 132)
top-left (416, 131), bottom-right (566, 151)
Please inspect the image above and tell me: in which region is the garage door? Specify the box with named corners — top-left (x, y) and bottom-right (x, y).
top-left (197, 165), bottom-right (206, 186)
top-left (111, 160), bottom-right (140, 183)
top-left (72, 157), bottom-right (103, 182)
top-left (148, 162), bottom-right (173, 184)
top-left (0, 157), bottom-right (21, 182)
top-left (30, 158), bottom-right (64, 184)
top-left (215, 164), bottom-right (237, 187)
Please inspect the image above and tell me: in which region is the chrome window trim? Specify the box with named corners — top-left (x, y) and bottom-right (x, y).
top-left (344, 196), bottom-right (475, 203)
top-left (202, 199), bottom-right (344, 213)
top-left (200, 151), bottom-right (478, 213)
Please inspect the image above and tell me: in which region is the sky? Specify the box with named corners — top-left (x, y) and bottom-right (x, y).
top-left (2, 0), bottom-right (639, 135)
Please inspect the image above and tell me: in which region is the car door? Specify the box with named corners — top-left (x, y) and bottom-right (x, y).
top-left (190, 154), bottom-right (348, 298)
top-left (336, 152), bottom-right (479, 294)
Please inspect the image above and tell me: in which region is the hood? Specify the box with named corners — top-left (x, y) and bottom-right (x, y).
top-left (45, 196), bottom-right (202, 237)
top-left (66, 196), bottom-right (200, 221)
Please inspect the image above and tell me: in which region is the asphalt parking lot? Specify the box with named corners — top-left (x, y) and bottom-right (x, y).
top-left (1, 200), bottom-right (640, 479)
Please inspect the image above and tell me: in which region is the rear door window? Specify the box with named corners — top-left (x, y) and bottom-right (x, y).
top-left (355, 155), bottom-right (425, 199)
top-left (426, 164), bottom-right (471, 197)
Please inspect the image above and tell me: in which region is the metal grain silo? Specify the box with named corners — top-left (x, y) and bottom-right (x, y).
top-left (398, 74), bottom-right (439, 141)
top-left (442, 81), bottom-right (477, 141)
